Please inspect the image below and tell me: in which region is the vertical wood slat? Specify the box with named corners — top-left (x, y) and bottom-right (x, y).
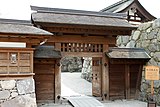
top-left (65, 43), bottom-right (67, 52)
top-left (83, 43), bottom-right (86, 52)
top-left (98, 44), bottom-right (101, 52)
top-left (30, 52), bottom-right (33, 73)
top-left (135, 65), bottom-right (143, 98)
top-left (62, 43), bottom-right (65, 52)
top-left (91, 44), bottom-right (93, 52)
top-left (70, 43), bottom-right (73, 52)
top-left (77, 43), bottom-right (79, 52)
top-left (61, 43), bottom-right (62, 51)
top-left (79, 43), bottom-right (81, 52)
top-left (101, 44), bottom-right (103, 52)
top-left (68, 43), bottom-right (71, 52)
top-left (74, 43), bottom-right (77, 52)
top-left (87, 44), bottom-right (90, 52)
top-left (7, 52), bottom-right (9, 74)
top-left (66, 43), bottom-right (69, 52)
top-left (18, 52), bottom-right (20, 73)
top-left (79, 43), bottom-right (83, 52)
top-left (125, 65), bottom-right (130, 99)
top-left (95, 44), bottom-right (98, 52)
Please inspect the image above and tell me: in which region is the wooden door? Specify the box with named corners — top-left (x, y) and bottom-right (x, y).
top-left (92, 57), bottom-right (102, 97)
top-left (130, 64), bottom-right (139, 98)
top-left (34, 60), bottom-right (55, 102)
top-left (109, 64), bottom-right (125, 100)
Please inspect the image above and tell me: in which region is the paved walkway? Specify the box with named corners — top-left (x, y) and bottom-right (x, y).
top-left (38, 100), bottom-right (154, 107)
top-left (61, 72), bottom-right (92, 97)
top-left (38, 72), bottom-right (159, 107)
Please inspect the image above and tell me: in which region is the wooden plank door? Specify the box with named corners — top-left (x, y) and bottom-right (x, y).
top-left (34, 60), bottom-right (55, 102)
top-left (109, 64), bottom-right (125, 100)
top-left (92, 57), bottom-right (102, 97)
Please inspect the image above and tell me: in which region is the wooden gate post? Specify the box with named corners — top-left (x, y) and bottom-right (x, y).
top-left (102, 44), bottom-right (109, 100)
top-left (54, 43), bottom-right (61, 103)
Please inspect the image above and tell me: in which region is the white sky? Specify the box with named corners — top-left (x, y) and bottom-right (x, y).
top-left (0, 0), bottom-right (159, 20)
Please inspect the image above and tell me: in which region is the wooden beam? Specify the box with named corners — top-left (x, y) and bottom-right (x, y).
top-left (48, 35), bottom-right (110, 44)
top-left (0, 33), bottom-right (51, 39)
top-left (102, 44), bottom-right (109, 100)
top-left (0, 37), bottom-right (39, 42)
top-left (0, 37), bottom-right (41, 44)
top-left (41, 24), bottom-right (132, 35)
top-left (0, 74), bottom-right (34, 80)
top-left (62, 52), bottom-right (103, 57)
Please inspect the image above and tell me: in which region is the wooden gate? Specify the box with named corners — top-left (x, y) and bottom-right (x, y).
top-left (34, 59), bottom-right (55, 102)
top-left (92, 57), bottom-right (102, 97)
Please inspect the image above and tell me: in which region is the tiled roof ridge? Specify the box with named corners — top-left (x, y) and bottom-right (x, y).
top-left (100, 0), bottom-right (134, 12)
top-left (0, 18), bottom-right (32, 25)
top-left (31, 5), bottom-right (127, 19)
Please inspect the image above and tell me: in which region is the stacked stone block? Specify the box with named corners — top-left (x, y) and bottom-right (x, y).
top-left (0, 78), bottom-right (36, 107)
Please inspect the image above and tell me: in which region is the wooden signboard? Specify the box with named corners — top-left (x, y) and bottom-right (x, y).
top-left (145, 66), bottom-right (159, 96)
top-left (145, 66), bottom-right (159, 80)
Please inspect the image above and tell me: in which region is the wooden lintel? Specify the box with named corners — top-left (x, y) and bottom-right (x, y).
top-left (37, 23), bottom-right (133, 35)
top-left (62, 52), bottom-right (103, 57)
top-left (0, 73), bottom-right (34, 80)
top-left (0, 33), bottom-right (51, 39)
top-left (0, 37), bottom-right (41, 44)
top-left (45, 26), bottom-right (131, 35)
top-left (48, 35), bottom-right (109, 44)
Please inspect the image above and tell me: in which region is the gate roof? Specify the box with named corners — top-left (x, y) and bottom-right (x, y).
top-left (31, 6), bottom-right (136, 30)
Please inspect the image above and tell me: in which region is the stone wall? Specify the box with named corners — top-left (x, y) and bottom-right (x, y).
top-left (117, 18), bottom-right (160, 105)
top-left (81, 57), bottom-right (92, 82)
top-left (61, 57), bottom-right (82, 72)
top-left (0, 78), bottom-right (37, 107)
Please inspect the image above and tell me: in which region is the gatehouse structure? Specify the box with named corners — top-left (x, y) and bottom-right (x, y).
top-left (0, 6), bottom-right (151, 106)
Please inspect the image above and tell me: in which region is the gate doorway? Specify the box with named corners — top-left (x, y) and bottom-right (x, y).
top-left (61, 57), bottom-right (102, 98)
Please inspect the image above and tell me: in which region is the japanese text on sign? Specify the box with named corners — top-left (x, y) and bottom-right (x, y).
top-left (145, 66), bottom-right (159, 80)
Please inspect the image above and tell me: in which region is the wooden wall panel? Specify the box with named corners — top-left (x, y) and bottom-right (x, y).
top-left (34, 60), bottom-right (55, 102)
top-left (0, 48), bottom-right (34, 75)
top-left (0, 53), bottom-right (7, 59)
top-left (20, 53), bottom-right (30, 60)
top-left (19, 60), bottom-right (30, 66)
top-left (0, 67), bottom-right (7, 73)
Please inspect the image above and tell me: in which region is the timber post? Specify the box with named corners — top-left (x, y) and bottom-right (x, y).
top-left (54, 43), bottom-right (61, 103)
top-left (102, 44), bottom-right (109, 100)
